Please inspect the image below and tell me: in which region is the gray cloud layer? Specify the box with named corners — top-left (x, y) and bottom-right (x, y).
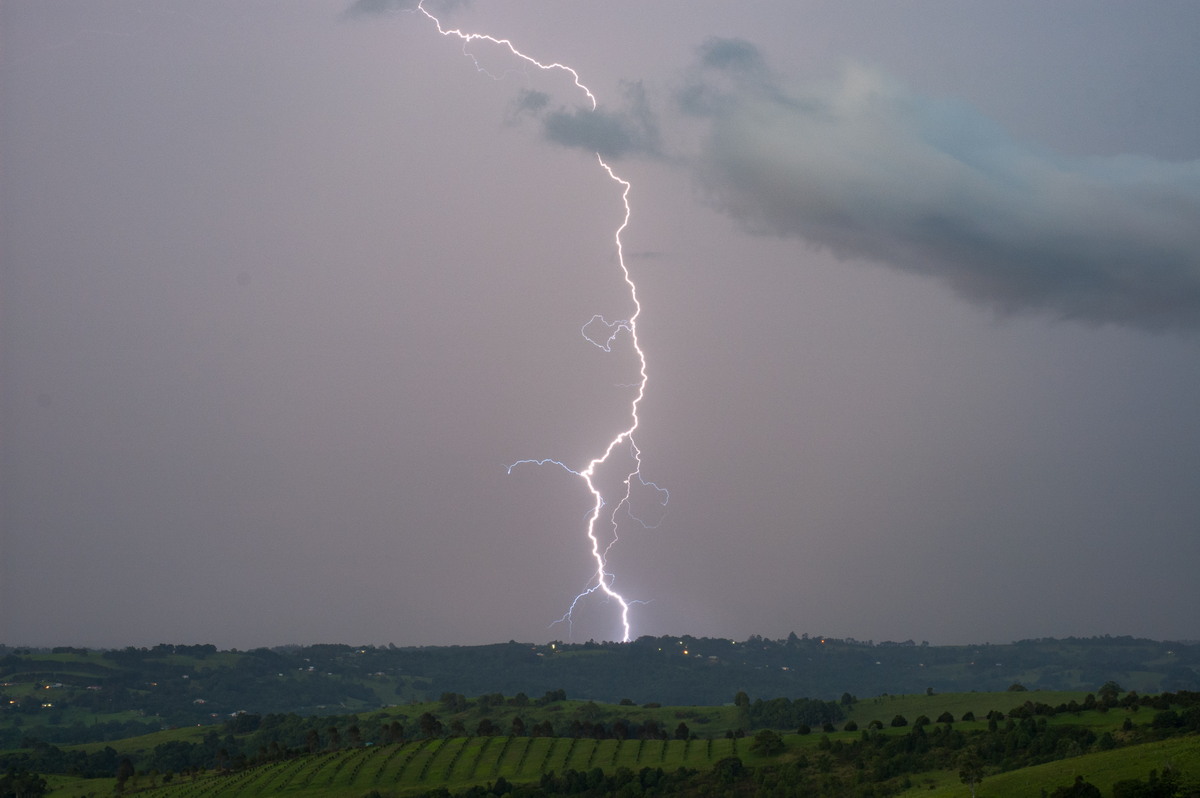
top-left (515, 82), bottom-right (661, 160)
top-left (504, 34), bottom-right (1200, 330)
top-left (681, 39), bottom-right (1200, 330)
top-left (342, 0), bottom-right (418, 18)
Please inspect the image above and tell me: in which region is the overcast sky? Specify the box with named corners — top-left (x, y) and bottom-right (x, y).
top-left (4, 1), bottom-right (1199, 649)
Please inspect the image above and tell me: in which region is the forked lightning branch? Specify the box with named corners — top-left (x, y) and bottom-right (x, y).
top-left (417, 2), bottom-right (667, 642)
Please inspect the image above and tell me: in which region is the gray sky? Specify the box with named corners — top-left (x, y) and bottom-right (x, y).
top-left (4, 1), bottom-right (1199, 649)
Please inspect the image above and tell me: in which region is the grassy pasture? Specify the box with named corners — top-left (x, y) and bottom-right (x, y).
top-left (43, 773), bottom-right (117, 798)
top-left (21, 690), bottom-right (1200, 797)
top-left (128, 734), bottom-right (750, 798)
top-left (125, 721), bottom-right (1191, 798)
top-left (67, 723), bottom-right (215, 756)
top-left (897, 735), bottom-right (1200, 797)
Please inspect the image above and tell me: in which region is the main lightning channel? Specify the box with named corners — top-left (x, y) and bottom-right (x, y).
top-left (417, 3), bottom-right (665, 642)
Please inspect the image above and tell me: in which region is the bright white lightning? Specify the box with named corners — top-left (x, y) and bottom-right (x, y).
top-left (417, 3), bottom-right (666, 642)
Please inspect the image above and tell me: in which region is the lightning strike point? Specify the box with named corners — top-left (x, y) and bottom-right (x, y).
top-left (417, 1), bottom-right (665, 644)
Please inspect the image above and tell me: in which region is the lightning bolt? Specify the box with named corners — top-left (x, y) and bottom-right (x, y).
top-left (417, 3), bottom-right (667, 642)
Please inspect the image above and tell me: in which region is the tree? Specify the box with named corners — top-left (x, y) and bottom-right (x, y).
top-left (539, 689), bottom-right (566, 704)
top-left (733, 691), bottom-right (750, 708)
top-left (957, 751), bottom-right (984, 798)
top-left (0, 768), bottom-right (48, 798)
top-left (418, 712), bottom-right (443, 738)
top-left (712, 756), bottom-right (745, 784)
top-left (440, 692), bottom-right (468, 712)
top-left (115, 758), bottom-right (135, 793)
top-left (890, 715), bottom-right (908, 727)
top-left (1049, 776), bottom-right (1102, 797)
top-left (675, 722), bottom-right (690, 740)
top-left (1111, 767), bottom-right (1183, 798)
top-left (1100, 682), bottom-right (1128, 709)
top-left (751, 729), bottom-right (784, 755)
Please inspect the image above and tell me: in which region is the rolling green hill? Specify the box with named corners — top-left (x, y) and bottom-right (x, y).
top-left (3, 634), bottom-right (1198, 744)
top-left (5, 686), bottom-right (1196, 798)
top-left (3, 637), bottom-right (1199, 796)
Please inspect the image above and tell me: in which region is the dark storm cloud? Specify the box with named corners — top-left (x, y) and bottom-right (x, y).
top-left (697, 37), bottom-right (766, 74)
top-left (541, 108), bottom-right (641, 158)
top-left (342, 0), bottom-right (470, 19)
top-left (531, 82), bottom-right (661, 159)
top-left (342, 0), bottom-right (418, 18)
top-left (682, 40), bottom-right (1200, 330)
top-left (512, 89), bottom-right (550, 115)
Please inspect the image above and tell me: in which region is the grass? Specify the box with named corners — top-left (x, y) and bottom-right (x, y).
top-left (26, 689), bottom-right (1199, 798)
top-left (133, 735), bottom-right (732, 798)
top-left (38, 726), bottom-right (1200, 797)
top-left (897, 735), bottom-right (1200, 798)
top-left (139, 726), bottom-right (1199, 798)
top-left (43, 773), bottom-right (117, 798)
top-left (67, 723), bottom-right (216, 755)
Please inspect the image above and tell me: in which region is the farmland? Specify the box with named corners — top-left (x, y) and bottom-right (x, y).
top-left (3, 638), bottom-right (1198, 796)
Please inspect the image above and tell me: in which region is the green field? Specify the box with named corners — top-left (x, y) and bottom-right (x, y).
top-left (6, 685), bottom-right (1198, 798)
top-left (115, 736), bottom-right (741, 797)
top-left (898, 735), bottom-right (1200, 797)
top-left (39, 721), bottom-right (1197, 798)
